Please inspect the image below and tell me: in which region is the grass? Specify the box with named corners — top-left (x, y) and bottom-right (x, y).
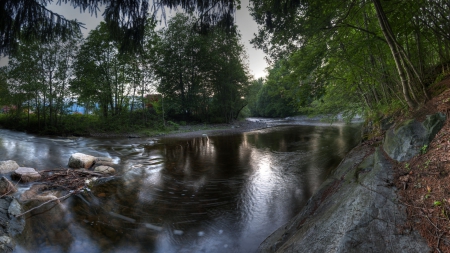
top-left (0, 110), bottom-right (231, 137)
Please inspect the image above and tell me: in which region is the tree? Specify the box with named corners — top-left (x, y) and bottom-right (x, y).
top-left (250, 0), bottom-right (450, 115)
top-left (247, 63), bottom-right (299, 118)
top-left (1, 0), bottom-right (239, 55)
top-left (3, 29), bottom-right (82, 129)
top-left (154, 13), bottom-right (250, 122)
top-left (72, 22), bottom-right (130, 118)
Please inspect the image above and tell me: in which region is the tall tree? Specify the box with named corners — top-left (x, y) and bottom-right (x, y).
top-left (3, 29), bottom-right (82, 129)
top-left (154, 13), bottom-right (250, 122)
top-left (250, 0), bottom-right (450, 115)
top-left (72, 22), bottom-right (130, 118)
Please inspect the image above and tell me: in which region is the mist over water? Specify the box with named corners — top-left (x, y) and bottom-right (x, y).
top-left (0, 122), bottom-right (361, 253)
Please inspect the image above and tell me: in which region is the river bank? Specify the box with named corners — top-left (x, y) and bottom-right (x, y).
top-left (258, 75), bottom-right (450, 252)
top-left (87, 119), bottom-right (268, 138)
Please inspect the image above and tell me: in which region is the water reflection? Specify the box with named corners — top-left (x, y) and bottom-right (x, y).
top-left (1, 124), bottom-right (361, 253)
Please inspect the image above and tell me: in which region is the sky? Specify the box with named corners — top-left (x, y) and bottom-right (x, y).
top-left (0, 0), bottom-right (268, 79)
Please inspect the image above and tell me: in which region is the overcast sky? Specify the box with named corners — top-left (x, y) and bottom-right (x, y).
top-left (0, 0), bottom-right (268, 79)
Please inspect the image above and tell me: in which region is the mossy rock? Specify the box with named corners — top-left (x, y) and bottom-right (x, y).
top-left (383, 113), bottom-right (445, 162)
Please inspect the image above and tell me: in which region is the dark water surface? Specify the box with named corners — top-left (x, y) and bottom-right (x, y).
top-left (0, 122), bottom-right (361, 253)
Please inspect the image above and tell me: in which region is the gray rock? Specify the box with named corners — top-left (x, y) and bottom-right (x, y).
top-left (11, 167), bottom-right (41, 182)
top-left (8, 199), bottom-right (21, 217)
top-left (94, 165), bottom-right (115, 174)
top-left (68, 153), bottom-right (96, 169)
top-left (0, 177), bottom-right (17, 195)
top-left (0, 197), bottom-right (25, 252)
top-left (383, 113), bottom-right (446, 161)
top-left (0, 161), bottom-right (19, 174)
top-left (257, 147), bottom-right (430, 253)
top-left (0, 236), bottom-right (12, 252)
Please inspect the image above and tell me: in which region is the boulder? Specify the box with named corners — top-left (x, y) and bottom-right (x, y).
top-left (0, 177), bottom-right (17, 195)
top-left (383, 113), bottom-right (446, 161)
top-left (68, 153), bottom-right (95, 169)
top-left (0, 160), bottom-right (19, 174)
top-left (257, 147), bottom-right (430, 253)
top-left (94, 166), bottom-right (115, 174)
top-left (11, 167), bottom-right (41, 182)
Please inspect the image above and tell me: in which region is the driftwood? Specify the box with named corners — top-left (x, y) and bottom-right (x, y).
top-left (37, 168), bottom-right (107, 191)
top-left (13, 168), bottom-right (109, 217)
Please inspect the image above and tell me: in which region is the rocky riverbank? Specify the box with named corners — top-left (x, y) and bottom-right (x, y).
top-left (0, 153), bottom-right (120, 252)
top-left (258, 113), bottom-right (446, 252)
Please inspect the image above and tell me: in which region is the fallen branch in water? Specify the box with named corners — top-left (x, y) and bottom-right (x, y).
top-left (37, 168), bottom-right (107, 191)
top-left (14, 190), bottom-right (78, 218)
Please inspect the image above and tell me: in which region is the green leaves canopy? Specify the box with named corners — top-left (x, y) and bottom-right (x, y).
top-left (250, 0), bottom-right (450, 117)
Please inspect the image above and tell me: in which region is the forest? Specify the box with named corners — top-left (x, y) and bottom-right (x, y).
top-left (0, 13), bottom-right (251, 135)
top-left (1, 0), bottom-right (450, 135)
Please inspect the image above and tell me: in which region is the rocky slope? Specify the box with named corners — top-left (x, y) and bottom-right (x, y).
top-left (258, 113), bottom-right (446, 252)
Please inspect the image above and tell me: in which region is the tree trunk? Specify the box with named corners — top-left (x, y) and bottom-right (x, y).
top-left (372, 0), bottom-right (416, 109)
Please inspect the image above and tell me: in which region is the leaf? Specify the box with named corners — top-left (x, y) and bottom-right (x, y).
top-left (399, 175), bottom-right (409, 182)
top-left (433, 201), bottom-right (442, 207)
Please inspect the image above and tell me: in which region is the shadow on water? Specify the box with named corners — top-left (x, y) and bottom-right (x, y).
top-left (1, 123), bottom-right (361, 253)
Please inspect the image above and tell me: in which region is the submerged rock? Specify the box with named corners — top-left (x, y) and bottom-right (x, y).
top-left (20, 184), bottom-right (55, 202)
top-left (68, 153), bottom-right (96, 169)
top-left (11, 167), bottom-right (41, 183)
top-left (18, 188), bottom-right (73, 252)
top-left (258, 146), bottom-right (430, 253)
top-left (94, 166), bottom-right (115, 174)
top-left (0, 177), bottom-right (17, 195)
top-left (95, 157), bottom-right (113, 164)
top-left (93, 157), bottom-right (117, 168)
top-left (0, 161), bottom-right (19, 174)
top-left (383, 112), bottom-right (446, 161)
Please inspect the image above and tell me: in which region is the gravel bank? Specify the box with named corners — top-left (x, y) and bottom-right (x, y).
top-left (88, 119), bottom-right (268, 139)
top-left (161, 120), bottom-right (268, 139)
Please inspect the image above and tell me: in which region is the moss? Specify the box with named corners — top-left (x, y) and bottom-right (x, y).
top-left (394, 118), bottom-right (414, 132)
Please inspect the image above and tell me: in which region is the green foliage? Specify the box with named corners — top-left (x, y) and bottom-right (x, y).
top-left (0, 13), bottom-right (252, 135)
top-left (154, 14), bottom-right (250, 123)
top-left (433, 201), bottom-right (442, 207)
top-left (247, 62), bottom-right (299, 118)
top-left (421, 145), bottom-right (428, 155)
top-left (1, 0), bottom-right (238, 55)
top-left (250, 0), bottom-right (450, 119)
top-left (166, 121), bottom-right (180, 130)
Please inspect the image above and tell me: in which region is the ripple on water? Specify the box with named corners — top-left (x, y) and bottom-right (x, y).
top-left (7, 124), bottom-right (361, 253)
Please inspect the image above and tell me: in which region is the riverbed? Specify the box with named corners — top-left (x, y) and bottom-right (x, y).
top-left (0, 120), bottom-right (361, 253)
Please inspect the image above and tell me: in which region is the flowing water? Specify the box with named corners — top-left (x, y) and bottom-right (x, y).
top-left (0, 120), bottom-right (361, 253)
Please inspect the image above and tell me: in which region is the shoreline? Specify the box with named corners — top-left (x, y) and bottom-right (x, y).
top-left (87, 119), bottom-right (269, 139)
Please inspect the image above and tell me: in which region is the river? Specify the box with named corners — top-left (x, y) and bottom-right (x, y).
top-left (0, 119), bottom-right (361, 253)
